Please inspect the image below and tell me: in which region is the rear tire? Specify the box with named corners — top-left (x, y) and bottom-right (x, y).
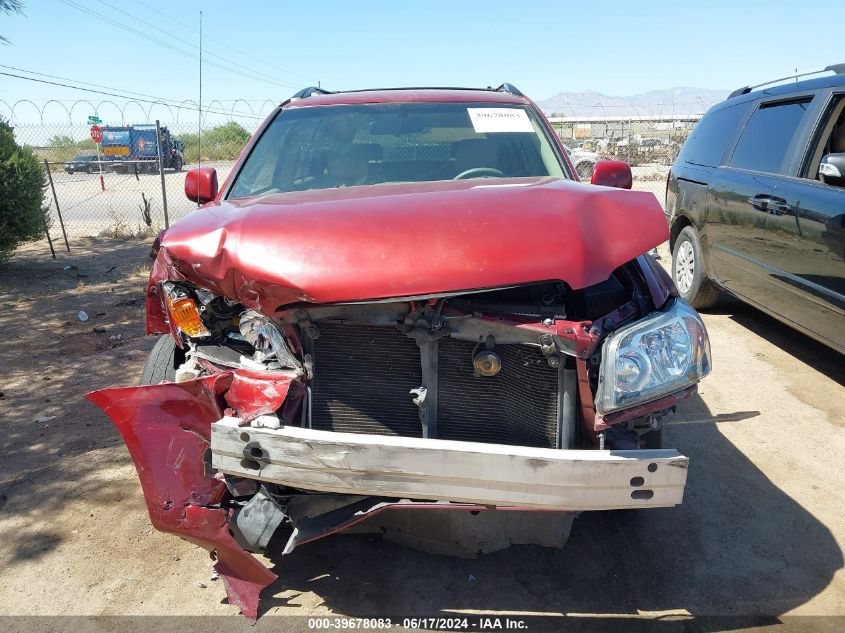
top-left (139, 335), bottom-right (184, 385)
top-left (672, 225), bottom-right (720, 309)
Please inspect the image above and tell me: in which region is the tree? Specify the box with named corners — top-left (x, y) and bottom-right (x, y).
top-left (48, 134), bottom-right (77, 149)
top-left (180, 121), bottom-right (251, 163)
top-left (1, 0), bottom-right (24, 45)
top-left (0, 118), bottom-right (49, 262)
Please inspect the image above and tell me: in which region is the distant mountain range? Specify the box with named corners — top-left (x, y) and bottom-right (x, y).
top-left (536, 87), bottom-right (730, 117)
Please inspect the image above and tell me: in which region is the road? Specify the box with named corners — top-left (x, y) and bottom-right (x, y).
top-left (0, 240), bottom-right (841, 630)
top-left (45, 161), bottom-right (236, 238)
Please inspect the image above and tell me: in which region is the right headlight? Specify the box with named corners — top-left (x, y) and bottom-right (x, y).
top-left (595, 298), bottom-right (711, 415)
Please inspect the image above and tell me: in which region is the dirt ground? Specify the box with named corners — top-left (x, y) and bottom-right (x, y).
top-left (0, 238), bottom-right (843, 631)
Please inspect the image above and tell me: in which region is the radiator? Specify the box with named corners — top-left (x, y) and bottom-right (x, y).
top-left (311, 322), bottom-right (560, 448)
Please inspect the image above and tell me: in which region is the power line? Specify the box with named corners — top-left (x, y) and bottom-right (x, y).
top-left (0, 64), bottom-right (262, 118)
top-left (0, 70), bottom-right (264, 119)
top-left (56, 0), bottom-right (301, 89)
top-left (61, 0), bottom-right (297, 89)
top-left (135, 0), bottom-right (315, 84)
top-left (1, 64), bottom-right (207, 111)
top-left (92, 0), bottom-right (303, 89)
top-left (21, 98), bottom-right (280, 105)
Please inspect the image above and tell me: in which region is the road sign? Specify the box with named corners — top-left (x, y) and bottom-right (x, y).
top-left (87, 115), bottom-right (102, 125)
top-left (90, 125), bottom-right (103, 144)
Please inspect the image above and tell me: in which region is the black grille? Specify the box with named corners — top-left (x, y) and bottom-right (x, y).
top-left (437, 338), bottom-right (559, 448)
top-left (310, 322), bottom-right (560, 448)
top-left (311, 322), bottom-right (422, 436)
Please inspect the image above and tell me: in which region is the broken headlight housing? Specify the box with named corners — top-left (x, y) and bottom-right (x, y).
top-left (239, 310), bottom-right (301, 370)
top-left (595, 298), bottom-right (711, 414)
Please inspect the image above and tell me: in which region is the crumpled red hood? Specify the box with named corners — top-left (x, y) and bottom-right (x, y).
top-left (150, 177), bottom-right (667, 319)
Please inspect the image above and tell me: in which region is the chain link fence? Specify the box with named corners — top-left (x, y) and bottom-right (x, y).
top-left (13, 120), bottom-right (253, 247)
top-left (11, 112), bottom-right (701, 252)
top-left (548, 115), bottom-right (701, 207)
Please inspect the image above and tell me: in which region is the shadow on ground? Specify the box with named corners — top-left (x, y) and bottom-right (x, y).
top-left (711, 294), bottom-right (843, 386)
top-left (0, 237), bottom-right (155, 567)
top-left (1, 238), bottom-right (841, 627)
top-left (258, 392), bottom-right (841, 623)
top-left (259, 302), bottom-right (844, 626)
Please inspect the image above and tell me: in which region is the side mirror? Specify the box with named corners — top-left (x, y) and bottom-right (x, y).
top-left (185, 167), bottom-right (219, 204)
top-left (819, 153), bottom-right (845, 187)
top-left (590, 160), bottom-right (633, 189)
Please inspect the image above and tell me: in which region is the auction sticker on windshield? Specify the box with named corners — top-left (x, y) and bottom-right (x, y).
top-left (468, 108), bottom-right (534, 133)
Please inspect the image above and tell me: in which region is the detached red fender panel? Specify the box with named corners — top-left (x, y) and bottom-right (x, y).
top-left (86, 375), bottom-right (277, 620)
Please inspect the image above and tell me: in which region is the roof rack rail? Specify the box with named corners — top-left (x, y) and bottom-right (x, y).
top-left (495, 83), bottom-right (524, 97)
top-left (279, 84), bottom-right (527, 107)
top-left (290, 86), bottom-right (332, 99)
top-left (729, 63), bottom-right (845, 99)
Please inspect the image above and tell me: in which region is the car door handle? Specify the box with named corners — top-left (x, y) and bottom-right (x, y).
top-left (747, 195), bottom-right (792, 215)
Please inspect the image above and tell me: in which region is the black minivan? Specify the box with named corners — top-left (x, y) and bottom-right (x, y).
top-left (666, 64), bottom-right (845, 353)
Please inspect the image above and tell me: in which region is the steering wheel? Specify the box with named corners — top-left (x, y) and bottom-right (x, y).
top-left (453, 167), bottom-right (505, 180)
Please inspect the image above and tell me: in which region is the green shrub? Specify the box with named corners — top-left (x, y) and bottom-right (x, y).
top-left (47, 134), bottom-right (97, 167)
top-left (0, 118), bottom-right (49, 262)
top-left (180, 121), bottom-right (251, 163)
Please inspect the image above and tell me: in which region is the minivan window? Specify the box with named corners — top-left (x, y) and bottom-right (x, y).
top-left (729, 98), bottom-right (812, 174)
top-left (677, 102), bottom-right (749, 167)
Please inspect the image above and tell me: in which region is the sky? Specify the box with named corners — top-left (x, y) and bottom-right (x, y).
top-left (1, 0), bottom-right (843, 126)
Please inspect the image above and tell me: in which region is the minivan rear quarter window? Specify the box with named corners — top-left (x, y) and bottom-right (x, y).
top-left (729, 98), bottom-right (812, 174)
top-left (677, 102), bottom-right (750, 167)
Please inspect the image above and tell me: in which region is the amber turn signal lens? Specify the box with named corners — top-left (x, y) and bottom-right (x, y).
top-left (167, 296), bottom-right (210, 338)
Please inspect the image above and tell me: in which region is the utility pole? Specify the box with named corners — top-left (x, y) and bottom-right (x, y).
top-left (198, 10), bottom-right (203, 208)
top-left (155, 119), bottom-right (170, 228)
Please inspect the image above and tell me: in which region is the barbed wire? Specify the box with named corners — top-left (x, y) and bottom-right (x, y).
top-left (4, 97), bottom-right (715, 127)
top-left (0, 98), bottom-right (277, 126)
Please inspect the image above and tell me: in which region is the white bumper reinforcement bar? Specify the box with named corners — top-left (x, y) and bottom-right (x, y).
top-left (210, 417), bottom-right (689, 511)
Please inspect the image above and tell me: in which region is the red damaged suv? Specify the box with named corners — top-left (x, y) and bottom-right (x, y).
top-left (88, 84), bottom-right (711, 618)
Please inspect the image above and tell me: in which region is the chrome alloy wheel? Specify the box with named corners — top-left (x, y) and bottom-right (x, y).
top-left (675, 240), bottom-right (695, 294)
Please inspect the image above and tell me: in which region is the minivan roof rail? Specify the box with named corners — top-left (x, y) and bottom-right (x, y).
top-left (728, 63), bottom-right (845, 99)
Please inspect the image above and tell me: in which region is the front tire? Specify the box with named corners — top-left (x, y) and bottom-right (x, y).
top-left (139, 335), bottom-right (184, 385)
top-left (642, 426), bottom-right (663, 449)
top-left (672, 225), bottom-right (720, 309)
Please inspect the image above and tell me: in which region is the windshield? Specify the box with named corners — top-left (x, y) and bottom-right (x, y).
top-left (228, 102), bottom-right (567, 199)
